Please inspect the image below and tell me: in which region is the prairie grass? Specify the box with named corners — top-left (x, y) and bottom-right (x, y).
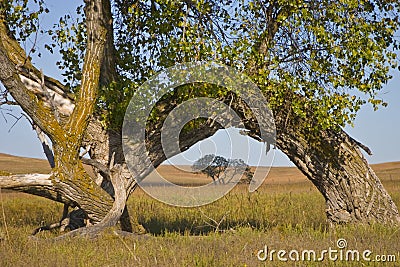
top-left (0, 157), bottom-right (399, 266)
top-left (1, 181), bottom-right (399, 267)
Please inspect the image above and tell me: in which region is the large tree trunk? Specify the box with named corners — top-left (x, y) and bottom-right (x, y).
top-left (241, 7), bottom-right (400, 224)
top-left (121, 88), bottom-right (400, 224)
top-left (272, 92), bottom-right (400, 223)
top-left (277, 125), bottom-right (400, 224)
top-left (230, 89), bottom-right (400, 224)
top-left (2, 63), bottom-right (399, 228)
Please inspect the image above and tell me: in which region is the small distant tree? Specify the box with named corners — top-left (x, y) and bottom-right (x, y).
top-left (192, 155), bottom-right (254, 185)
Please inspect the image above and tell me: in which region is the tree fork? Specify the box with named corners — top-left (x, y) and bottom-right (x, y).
top-left (52, 163), bottom-right (128, 239)
top-left (0, 0), bottom-right (116, 225)
top-left (1, 0), bottom-right (398, 229)
top-left (49, 0), bottom-right (117, 224)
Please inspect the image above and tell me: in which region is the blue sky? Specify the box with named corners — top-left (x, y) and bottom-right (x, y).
top-left (0, 1), bottom-right (399, 166)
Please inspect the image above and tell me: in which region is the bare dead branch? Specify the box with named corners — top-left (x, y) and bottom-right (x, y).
top-left (0, 173), bottom-right (52, 188)
top-left (0, 100), bottom-right (18, 106)
top-left (0, 18), bottom-right (65, 140)
top-left (6, 113), bottom-right (23, 133)
top-left (347, 134), bottom-right (373, 156)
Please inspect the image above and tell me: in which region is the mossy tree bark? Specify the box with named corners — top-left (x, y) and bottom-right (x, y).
top-left (245, 94), bottom-right (400, 224)
top-left (50, 0), bottom-right (117, 225)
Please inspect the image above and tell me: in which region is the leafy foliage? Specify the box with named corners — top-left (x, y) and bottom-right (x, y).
top-left (1, 0), bottom-right (48, 43)
top-left (228, 158), bottom-right (254, 184)
top-left (227, 0), bottom-right (399, 129)
top-left (192, 154), bottom-right (228, 184)
top-left (1, 0), bottom-right (49, 63)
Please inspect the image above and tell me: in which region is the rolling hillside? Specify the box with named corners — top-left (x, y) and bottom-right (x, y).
top-left (0, 153), bottom-right (399, 186)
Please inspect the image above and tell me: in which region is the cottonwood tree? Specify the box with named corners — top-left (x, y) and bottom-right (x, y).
top-left (0, 0), bottom-right (399, 238)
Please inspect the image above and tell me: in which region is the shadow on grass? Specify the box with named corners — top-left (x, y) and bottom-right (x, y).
top-left (137, 216), bottom-right (328, 236)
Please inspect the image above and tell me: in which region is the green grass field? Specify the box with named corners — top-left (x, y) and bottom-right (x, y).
top-left (1, 154), bottom-right (400, 266)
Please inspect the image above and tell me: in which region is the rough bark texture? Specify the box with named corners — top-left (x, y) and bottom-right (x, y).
top-left (52, 164), bottom-right (128, 238)
top-left (46, 0), bottom-right (117, 225)
top-left (237, 90), bottom-right (400, 224)
top-left (0, 173), bottom-right (67, 204)
top-left (2, 61), bottom-right (399, 227)
top-left (277, 123), bottom-right (400, 224)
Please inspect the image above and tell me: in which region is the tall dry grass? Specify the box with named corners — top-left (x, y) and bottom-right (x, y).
top-left (0, 180), bottom-right (399, 266)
